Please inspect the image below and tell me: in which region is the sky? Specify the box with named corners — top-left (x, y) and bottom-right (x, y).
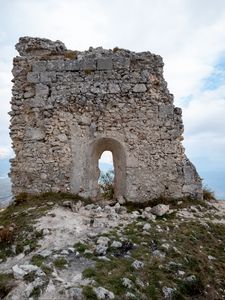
top-left (0, 0), bottom-right (225, 198)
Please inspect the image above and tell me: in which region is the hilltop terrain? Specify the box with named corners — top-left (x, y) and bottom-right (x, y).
top-left (0, 193), bottom-right (225, 299)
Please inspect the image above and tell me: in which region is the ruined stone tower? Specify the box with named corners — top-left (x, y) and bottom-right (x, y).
top-left (10, 37), bottom-right (202, 201)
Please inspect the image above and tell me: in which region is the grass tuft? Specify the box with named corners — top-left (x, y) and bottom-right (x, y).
top-left (83, 267), bottom-right (97, 278)
top-left (74, 242), bottom-right (90, 253)
top-left (84, 69), bottom-right (93, 75)
top-left (0, 273), bottom-right (15, 299)
top-left (82, 286), bottom-right (98, 299)
top-left (113, 47), bottom-right (120, 53)
top-left (31, 254), bottom-right (45, 267)
top-left (64, 50), bottom-right (78, 60)
top-left (203, 187), bottom-right (215, 201)
top-left (54, 257), bottom-right (67, 269)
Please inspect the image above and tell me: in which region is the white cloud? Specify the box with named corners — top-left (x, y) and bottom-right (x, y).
top-left (183, 85), bottom-right (225, 136)
top-left (99, 151), bottom-right (113, 165)
top-left (0, 147), bottom-right (12, 159)
top-left (183, 83), bottom-right (225, 171)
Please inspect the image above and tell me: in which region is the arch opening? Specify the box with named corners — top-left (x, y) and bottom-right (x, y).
top-left (88, 138), bottom-right (126, 200)
top-left (98, 151), bottom-right (115, 200)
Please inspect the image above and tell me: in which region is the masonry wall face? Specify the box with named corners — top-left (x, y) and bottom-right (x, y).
top-left (10, 37), bottom-right (203, 201)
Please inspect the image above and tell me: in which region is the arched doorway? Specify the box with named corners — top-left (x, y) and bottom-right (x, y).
top-left (87, 138), bottom-right (126, 200)
top-left (98, 151), bottom-right (115, 199)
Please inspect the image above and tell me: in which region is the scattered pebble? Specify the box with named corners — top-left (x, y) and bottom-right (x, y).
top-left (132, 260), bottom-right (144, 270)
top-left (122, 277), bottom-right (133, 289)
top-left (94, 287), bottom-right (115, 299)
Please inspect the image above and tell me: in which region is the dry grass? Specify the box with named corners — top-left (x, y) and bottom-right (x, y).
top-left (113, 47), bottom-right (120, 53)
top-left (64, 50), bottom-right (78, 60)
top-left (203, 187), bottom-right (215, 201)
top-left (0, 227), bottom-right (14, 244)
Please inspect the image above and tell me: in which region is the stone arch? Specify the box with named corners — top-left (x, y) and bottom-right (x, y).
top-left (87, 138), bottom-right (126, 200)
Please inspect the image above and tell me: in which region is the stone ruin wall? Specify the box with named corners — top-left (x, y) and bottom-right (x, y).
top-left (10, 37), bottom-right (202, 202)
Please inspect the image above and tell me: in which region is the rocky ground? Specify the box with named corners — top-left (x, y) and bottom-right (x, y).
top-left (0, 193), bottom-right (225, 299)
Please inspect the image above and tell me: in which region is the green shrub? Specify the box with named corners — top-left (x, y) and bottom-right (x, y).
top-left (178, 277), bottom-right (205, 297)
top-left (83, 267), bottom-right (96, 278)
top-left (31, 255), bottom-right (45, 267)
top-left (74, 242), bottom-right (89, 253)
top-left (82, 286), bottom-right (97, 299)
top-left (30, 286), bottom-right (41, 298)
top-left (41, 265), bottom-right (53, 276)
top-left (54, 257), bottom-right (67, 269)
top-left (99, 170), bottom-right (114, 200)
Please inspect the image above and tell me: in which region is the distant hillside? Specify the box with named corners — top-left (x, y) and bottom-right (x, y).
top-left (99, 162), bottom-right (113, 173)
top-left (200, 170), bottom-right (225, 200)
top-left (0, 159), bottom-right (11, 206)
top-left (0, 158), bottom-right (10, 177)
top-left (0, 177), bottom-right (11, 206)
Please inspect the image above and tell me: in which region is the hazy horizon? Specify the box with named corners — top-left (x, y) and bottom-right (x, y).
top-left (0, 157), bottom-right (224, 202)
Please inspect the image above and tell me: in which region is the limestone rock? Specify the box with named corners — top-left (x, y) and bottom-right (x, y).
top-left (111, 241), bottom-right (122, 248)
top-left (16, 36), bottom-right (66, 56)
top-left (151, 204), bottom-right (170, 216)
top-left (125, 292), bottom-right (136, 298)
top-left (142, 211), bottom-right (156, 221)
top-left (40, 279), bottom-right (56, 299)
top-left (132, 260), bottom-right (144, 270)
top-left (143, 223), bottom-right (151, 231)
top-left (67, 287), bottom-right (84, 300)
top-left (122, 277), bottom-right (133, 289)
top-left (162, 286), bottom-right (176, 299)
top-left (133, 83), bottom-right (147, 93)
top-left (94, 287), bottom-right (115, 299)
top-left (12, 264), bottom-right (26, 279)
top-left (95, 236), bottom-right (110, 255)
top-left (12, 264), bottom-right (41, 280)
top-left (117, 196), bottom-right (126, 204)
top-left (97, 236), bottom-right (110, 246)
top-left (38, 249), bottom-right (52, 257)
top-left (153, 250), bottom-right (166, 259)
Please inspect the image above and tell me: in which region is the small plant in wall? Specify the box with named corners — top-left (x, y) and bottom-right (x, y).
top-left (99, 170), bottom-right (115, 200)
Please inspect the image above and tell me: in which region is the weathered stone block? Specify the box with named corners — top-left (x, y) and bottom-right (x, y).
top-left (108, 83), bottom-right (120, 93)
top-left (24, 90), bottom-right (35, 98)
top-left (16, 36), bottom-right (66, 56)
top-left (82, 59), bottom-right (96, 70)
top-left (64, 60), bottom-right (80, 71)
top-left (26, 127), bottom-right (45, 141)
top-left (47, 60), bottom-right (65, 71)
top-left (32, 61), bottom-right (47, 72)
top-left (133, 84), bottom-right (147, 93)
top-left (27, 72), bottom-right (39, 83)
top-left (35, 83), bottom-right (49, 97)
top-left (40, 72), bottom-right (56, 83)
top-left (97, 57), bottom-right (112, 70)
top-left (113, 56), bottom-right (130, 69)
